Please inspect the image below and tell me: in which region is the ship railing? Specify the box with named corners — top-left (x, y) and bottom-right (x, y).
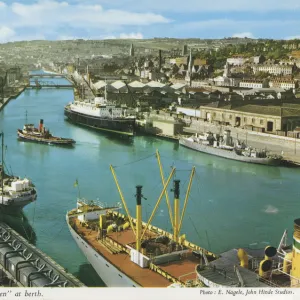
top-left (149, 262), bottom-right (185, 286)
top-left (78, 198), bottom-right (121, 209)
top-left (257, 276), bottom-right (279, 287)
top-left (183, 241), bottom-right (217, 259)
top-left (104, 236), bottom-right (130, 254)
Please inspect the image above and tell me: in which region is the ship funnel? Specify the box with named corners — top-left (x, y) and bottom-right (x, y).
top-left (258, 246), bottom-right (276, 279)
top-left (237, 248), bottom-right (248, 268)
top-left (283, 252), bottom-right (293, 274)
top-left (173, 180), bottom-right (180, 242)
top-left (136, 185), bottom-right (143, 253)
top-left (291, 218), bottom-right (300, 287)
top-left (39, 119), bottom-right (44, 132)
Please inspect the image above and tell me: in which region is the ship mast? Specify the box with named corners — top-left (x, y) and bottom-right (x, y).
top-left (155, 150), bottom-right (195, 243)
top-left (110, 165), bottom-right (136, 236)
top-left (104, 78), bottom-right (107, 101)
top-left (141, 167), bottom-right (175, 241)
top-left (110, 162), bottom-right (176, 252)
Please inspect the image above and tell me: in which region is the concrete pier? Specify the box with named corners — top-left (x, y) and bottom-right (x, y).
top-left (0, 222), bottom-right (84, 287)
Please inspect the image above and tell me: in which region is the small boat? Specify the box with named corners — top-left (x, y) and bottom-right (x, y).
top-left (17, 119), bottom-right (75, 146)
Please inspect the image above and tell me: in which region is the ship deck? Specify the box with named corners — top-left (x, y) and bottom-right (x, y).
top-left (196, 249), bottom-right (290, 287)
top-left (72, 219), bottom-right (200, 287)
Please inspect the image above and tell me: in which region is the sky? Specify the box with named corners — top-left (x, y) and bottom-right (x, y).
top-left (0, 0), bottom-right (300, 42)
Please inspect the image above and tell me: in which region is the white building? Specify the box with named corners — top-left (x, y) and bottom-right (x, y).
top-left (176, 106), bottom-right (201, 117)
top-left (239, 80), bottom-right (268, 89)
top-left (253, 64), bottom-right (294, 75)
top-left (269, 80), bottom-right (297, 90)
top-left (226, 57), bottom-right (247, 66)
top-left (213, 62), bottom-right (241, 87)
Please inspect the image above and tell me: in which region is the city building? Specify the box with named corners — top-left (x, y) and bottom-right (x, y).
top-left (226, 56), bottom-right (247, 66)
top-left (253, 55), bottom-right (265, 64)
top-left (269, 79), bottom-right (298, 90)
top-left (253, 64), bottom-right (295, 75)
top-left (213, 62), bottom-right (242, 87)
top-left (239, 79), bottom-right (269, 89)
top-left (199, 103), bottom-right (300, 132)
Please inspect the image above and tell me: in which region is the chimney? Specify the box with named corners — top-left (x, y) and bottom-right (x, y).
top-left (39, 119), bottom-right (44, 132)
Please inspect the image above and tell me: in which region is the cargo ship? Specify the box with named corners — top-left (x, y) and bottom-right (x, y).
top-left (66, 151), bottom-right (218, 287)
top-left (64, 87), bottom-right (136, 138)
top-left (66, 150), bottom-right (300, 288)
top-left (1, 132), bottom-right (37, 208)
top-left (179, 130), bottom-right (282, 166)
top-left (17, 119), bottom-right (75, 146)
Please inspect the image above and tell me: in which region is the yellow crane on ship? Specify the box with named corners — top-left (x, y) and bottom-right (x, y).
top-left (110, 149), bottom-right (196, 253)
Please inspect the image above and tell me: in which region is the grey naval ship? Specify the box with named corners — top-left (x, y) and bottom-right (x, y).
top-left (179, 130), bottom-right (282, 166)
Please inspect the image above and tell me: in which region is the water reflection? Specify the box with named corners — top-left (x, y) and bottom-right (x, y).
top-left (182, 150), bottom-right (282, 179)
top-left (65, 119), bottom-right (134, 147)
top-left (17, 139), bottom-right (50, 162)
top-left (73, 263), bottom-right (105, 287)
top-left (0, 209), bottom-right (36, 245)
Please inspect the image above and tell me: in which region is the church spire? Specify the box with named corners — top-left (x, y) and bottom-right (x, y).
top-left (188, 48), bottom-right (192, 75)
top-left (130, 43), bottom-right (134, 56)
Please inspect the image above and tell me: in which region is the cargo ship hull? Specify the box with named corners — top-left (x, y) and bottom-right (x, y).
top-left (64, 106), bottom-right (135, 137)
top-left (66, 219), bottom-right (139, 287)
top-left (179, 138), bottom-right (281, 166)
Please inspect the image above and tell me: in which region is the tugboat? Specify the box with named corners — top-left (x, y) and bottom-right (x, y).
top-left (17, 119), bottom-right (75, 146)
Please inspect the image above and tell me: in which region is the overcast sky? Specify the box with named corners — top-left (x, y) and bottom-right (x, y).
top-left (0, 0), bottom-right (299, 42)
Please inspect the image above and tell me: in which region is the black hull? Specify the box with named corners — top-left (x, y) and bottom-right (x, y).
top-left (64, 107), bottom-right (135, 137)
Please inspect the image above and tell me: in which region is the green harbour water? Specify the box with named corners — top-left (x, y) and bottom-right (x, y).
top-left (1, 73), bottom-right (300, 286)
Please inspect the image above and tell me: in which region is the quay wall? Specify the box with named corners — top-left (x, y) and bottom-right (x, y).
top-left (149, 111), bottom-right (300, 163)
top-left (185, 120), bottom-right (300, 163)
top-left (0, 86), bottom-right (26, 112)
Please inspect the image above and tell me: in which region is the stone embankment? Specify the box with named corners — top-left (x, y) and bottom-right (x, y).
top-left (149, 111), bottom-right (300, 165)
top-left (184, 119), bottom-right (300, 164)
top-left (0, 86), bottom-right (26, 112)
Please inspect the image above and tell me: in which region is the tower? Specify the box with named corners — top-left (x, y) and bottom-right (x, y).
top-left (130, 43), bottom-right (134, 57)
top-left (182, 44), bottom-right (188, 56)
top-left (158, 49), bottom-right (162, 71)
top-left (223, 62), bottom-right (231, 78)
top-left (185, 48), bottom-right (193, 86)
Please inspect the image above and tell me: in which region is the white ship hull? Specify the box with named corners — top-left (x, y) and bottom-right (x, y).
top-left (66, 218), bottom-right (140, 287)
